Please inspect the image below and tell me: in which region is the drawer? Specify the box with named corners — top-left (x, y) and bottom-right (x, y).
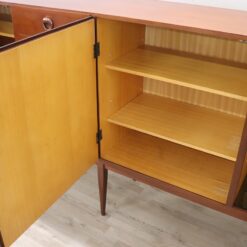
top-left (11, 5), bottom-right (88, 40)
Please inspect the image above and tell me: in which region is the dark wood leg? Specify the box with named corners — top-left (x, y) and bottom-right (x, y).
top-left (97, 162), bottom-right (108, 216)
top-left (0, 231), bottom-right (5, 247)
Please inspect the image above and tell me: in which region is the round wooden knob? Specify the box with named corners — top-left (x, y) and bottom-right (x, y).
top-left (42, 17), bottom-right (54, 31)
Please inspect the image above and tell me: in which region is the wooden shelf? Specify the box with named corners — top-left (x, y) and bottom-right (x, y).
top-left (0, 20), bottom-right (14, 38)
top-left (108, 94), bottom-right (245, 161)
top-left (103, 130), bottom-right (234, 204)
top-left (106, 47), bottom-right (247, 101)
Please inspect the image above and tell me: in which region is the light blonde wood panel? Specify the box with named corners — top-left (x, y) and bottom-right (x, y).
top-left (0, 20), bottom-right (14, 37)
top-left (0, 20), bottom-right (97, 247)
top-left (144, 79), bottom-right (247, 118)
top-left (145, 26), bottom-right (247, 64)
top-left (144, 26), bottom-right (247, 116)
top-left (106, 47), bottom-right (247, 101)
top-left (108, 93), bottom-right (244, 161)
top-left (104, 129), bottom-right (234, 204)
top-left (98, 19), bottom-right (145, 157)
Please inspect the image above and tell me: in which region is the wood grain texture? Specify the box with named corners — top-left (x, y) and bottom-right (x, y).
top-left (2, 0), bottom-right (247, 39)
top-left (144, 27), bottom-right (247, 117)
top-left (98, 18), bottom-right (145, 156)
top-left (0, 20), bottom-right (13, 37)
top-left (103, 130), bottom-right (234, 204)
top-left (144, 79), bottom-right (247, 118)
top-left (0, 20), bottom-right (97, 246)
top-left (108, 93), bottom-right (244, 161)
top-left (11, 5), bottom-right (87, 40)
top-left (145, 27), bottom-right (247, 64)
top-left (106, 47), bottom-right (247, 101)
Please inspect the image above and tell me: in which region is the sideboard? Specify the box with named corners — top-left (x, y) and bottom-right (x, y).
top-left (0, 1), bottom-right (247, 246)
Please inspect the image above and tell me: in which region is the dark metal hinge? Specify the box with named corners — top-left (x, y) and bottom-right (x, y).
top-left (96, 129), bottom-right (103, 143)
top-left (94, 42), bottom-right (100, 58)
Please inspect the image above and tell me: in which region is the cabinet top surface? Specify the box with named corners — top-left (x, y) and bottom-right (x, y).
top-left (1, 0), bottom-right (247, 39)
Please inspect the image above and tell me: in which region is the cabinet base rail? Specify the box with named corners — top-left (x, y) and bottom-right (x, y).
top-left (97, 159), bottom-right (247, 221)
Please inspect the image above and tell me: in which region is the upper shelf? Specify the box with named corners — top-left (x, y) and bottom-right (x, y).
top-left (0, 20), bottom-right (14, 38)
top-left (108, 93), bottom-right (245, 161)
top-left (106, 47), bottom-right (247, 102)
top-left (1, 0), bottom-right (247, 40)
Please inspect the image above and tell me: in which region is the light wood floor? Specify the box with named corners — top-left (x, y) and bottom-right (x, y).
top-left (12, 166), bottom-right (247, 247)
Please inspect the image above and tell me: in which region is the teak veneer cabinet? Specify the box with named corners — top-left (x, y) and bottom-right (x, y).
top-left (0, 4), bottom-right (247, 247)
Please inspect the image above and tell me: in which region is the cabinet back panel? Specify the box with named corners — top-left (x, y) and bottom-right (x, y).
top-left (0, 20), bottom-right (97, 246)
top-left (144, 26), bottom-right (247, 117)
top-left (144, 79), bottom-right (247, 117)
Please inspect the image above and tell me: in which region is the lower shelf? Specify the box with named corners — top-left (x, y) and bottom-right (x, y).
top-left (102, 130), bottom-right (234, 204)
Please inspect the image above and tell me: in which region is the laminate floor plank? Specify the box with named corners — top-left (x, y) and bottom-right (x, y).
top-left (12, 166), bottom-right (247, 247)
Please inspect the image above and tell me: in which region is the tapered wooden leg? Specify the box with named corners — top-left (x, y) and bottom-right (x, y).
top-left (0, 231), bottom-right (5, 247)
top-left (97, 162), bottom-right (108, 216)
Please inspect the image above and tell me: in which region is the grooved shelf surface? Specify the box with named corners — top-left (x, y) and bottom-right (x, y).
top-left (106, 48), bottom-right (247, 101)
top-left (0, 20), bottom-right (14, 37)
top-left (108, 94), bottom-right (244, 161)
top-left (103, 131), bottom-right (234, 203)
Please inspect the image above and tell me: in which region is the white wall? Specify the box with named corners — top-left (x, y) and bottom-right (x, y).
top-left (163, 0), bottom-right (247, 11)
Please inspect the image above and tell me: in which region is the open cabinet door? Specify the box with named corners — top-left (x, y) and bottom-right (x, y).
top-left (0, 17), bottom-right (98, 246)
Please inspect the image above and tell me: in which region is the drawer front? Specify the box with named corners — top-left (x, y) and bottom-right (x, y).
top-left (11, 5), bottom-right (88, 40)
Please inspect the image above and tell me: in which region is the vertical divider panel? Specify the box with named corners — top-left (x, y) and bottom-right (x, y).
top-left (98, 19), bottom-right (145, 157)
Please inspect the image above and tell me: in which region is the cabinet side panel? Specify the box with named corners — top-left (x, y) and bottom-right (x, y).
top-left (98, 19), bottom-right (145, 156)
top-left (227, 116), bottom-right (247, 205)
top-left (238, 155), bottom-right (247, 195)
top-left (0, 20), bottom-right (97, 246)
top-left (144, 26), bottom-right (247, 117)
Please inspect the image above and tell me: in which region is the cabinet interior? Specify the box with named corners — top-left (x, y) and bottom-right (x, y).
top-left (98, 19), bottom-right (247, 205)
top-left (0, 5), bottom-right (14, 46)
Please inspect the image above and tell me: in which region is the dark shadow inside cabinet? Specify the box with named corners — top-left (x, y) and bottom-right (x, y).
top-left (236, 177), bottom-right (247, 209)
top-left (0, 5), bottom-right (14, 46)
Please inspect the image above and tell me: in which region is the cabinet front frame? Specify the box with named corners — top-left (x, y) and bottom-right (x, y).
top-left (96, 18), bottom-right (247, 220)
